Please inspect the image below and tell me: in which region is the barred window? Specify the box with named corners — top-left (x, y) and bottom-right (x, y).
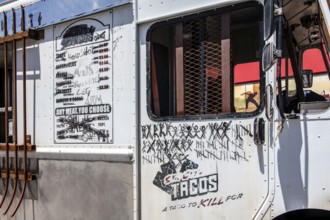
top-left (148, 3), bottom-right (263, 118)
top-left (0, 43), bottom-right (13, 143)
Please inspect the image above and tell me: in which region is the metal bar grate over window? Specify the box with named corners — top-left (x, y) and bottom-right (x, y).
top-left (149, 4), bottom-right (262, 118)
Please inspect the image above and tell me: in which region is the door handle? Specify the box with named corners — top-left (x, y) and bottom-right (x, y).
top-left (266, 84), bottom-right (273, 120)
top-left (254, 118), bottom-right (265, 145)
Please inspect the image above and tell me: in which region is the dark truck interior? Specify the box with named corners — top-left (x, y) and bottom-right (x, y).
top-left (279, 0), bottom-right (330, 114)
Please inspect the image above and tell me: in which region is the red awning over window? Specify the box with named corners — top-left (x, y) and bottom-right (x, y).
top-left (234, 48), bottom-right (328, 84)
top-left (303, 48), bottom-right (328, 73)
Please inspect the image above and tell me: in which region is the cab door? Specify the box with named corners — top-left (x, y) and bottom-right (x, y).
top-left (139, 2), bottom-right (273, 219)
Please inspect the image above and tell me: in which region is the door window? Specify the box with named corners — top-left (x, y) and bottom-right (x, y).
top-left (148, 3), bottom-right (263, 119)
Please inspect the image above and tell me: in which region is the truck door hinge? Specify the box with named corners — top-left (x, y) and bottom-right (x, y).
top-left (274, 5), bottom-right (283, 16)
top-left (274, 49), bottom-right (282, 58)
top-left (254, 118), bottom-right (265, 145)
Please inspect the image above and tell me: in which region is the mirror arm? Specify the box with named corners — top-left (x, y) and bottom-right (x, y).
top-left (275, 0), bottom-right (286, 120)
top-left (318, 7), bottom-right (330, 58)
top-left (319, 44), bottom-right (330, 79)
top-left (274, 4), bottom-right (283, 17)
top-left (284, 23), bottom-right (305, 102)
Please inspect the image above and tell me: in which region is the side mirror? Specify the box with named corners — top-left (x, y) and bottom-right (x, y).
top-left (262, 42), bottom-right (276, 71)
top-left (301, 69), bottom-right (313, 88)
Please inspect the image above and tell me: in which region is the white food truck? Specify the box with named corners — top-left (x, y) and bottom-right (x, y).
top-left (0, 0), bottom-right (329, 219)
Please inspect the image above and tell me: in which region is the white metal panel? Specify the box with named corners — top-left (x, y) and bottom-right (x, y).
top-left (15, 38), bottom-right (49, 146)
top-left (272, 109), bottom-right (330, 218)
top-left (16, 6), bottom-right (136, 153)
top-left (138, 19), bottom-right (270, 220)
top-left (137, 0), bottom-right (252, 23)
top-left (319, 0), bottom-right (330, 37)
top-left (111, 5), bottom-right (137, 146)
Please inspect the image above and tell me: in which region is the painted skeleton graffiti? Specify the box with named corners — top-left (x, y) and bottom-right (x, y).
top-left (142, 121), bottom-right (253, 201)
top-left (141, 122), bottom-right (252, 165)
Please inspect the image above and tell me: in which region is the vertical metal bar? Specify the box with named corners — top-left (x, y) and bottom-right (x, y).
top-left (285, 58), bottom-right (289, 100)
top-left (151, 45), bottom-right (161, 116)
top-left (276, 0), bottom-right (286, 119)
top-left (221, 13), bottom-right (231, 113)
top-left (284, 23), bottom-right (304, 102)
top-left (319, 44), bottom-right (330, 75)
top-left (200, 18), bottom-right (205, 114)
top-left (319, 16), bottom-right (330, 58)
top-left (10, 6), bottom-right (27, 217)
top-left (0, 11), bottom-right (9, 209)
top-left (3, 8), bottom-right (18, 215)
top-left (175, 23), bottom-right (184, 115)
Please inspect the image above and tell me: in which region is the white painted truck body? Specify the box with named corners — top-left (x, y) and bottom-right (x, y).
top-left (0, 0), bottom-right (328, 219)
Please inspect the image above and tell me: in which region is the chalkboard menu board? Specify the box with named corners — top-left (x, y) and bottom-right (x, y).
top-left (54, 14), bottom-right (113, 143)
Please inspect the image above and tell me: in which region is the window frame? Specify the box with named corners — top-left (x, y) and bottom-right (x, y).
top-left (146, 1), bottom-right (265, 122)
top-left (300, 43), bottom-right (330, 77)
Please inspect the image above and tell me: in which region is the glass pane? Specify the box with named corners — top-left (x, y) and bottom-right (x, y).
top-left (149, 4), bottom-right (262, 118)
